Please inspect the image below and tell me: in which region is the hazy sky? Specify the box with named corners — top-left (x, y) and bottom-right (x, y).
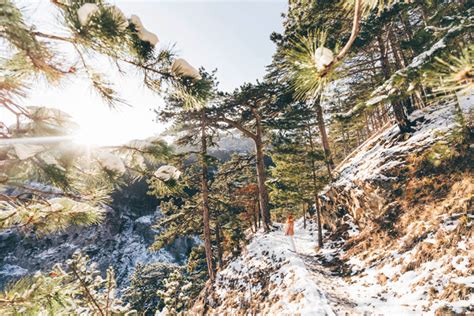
top-left (6, 0), bottom-right (287, 145)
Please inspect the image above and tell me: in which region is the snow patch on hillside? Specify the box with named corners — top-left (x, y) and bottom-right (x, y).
top-left (333, 103), bottom-right (461, 189)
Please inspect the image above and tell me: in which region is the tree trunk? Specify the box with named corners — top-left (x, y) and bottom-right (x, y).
top-left (341, 123), bottom-right (349, 157)
top-left (393, 101), bottom-right (413, 133)
top-left (255, 132), bottom-right (271, 231)
top-left (215, 222), bottom-right (223, 269)
top-left (315, 197), bottom-right (323, 249)
top-left (257, 198), bottom-right (261, 228)
top-left (200, 110), bottom-right (215, 281)
top-left (253, 109), bottom-right (271, 232)
top-left (307, 124), bottom-right (324, 248)
top-left (376, 33), bottom-right (391, 80)
top-left (386, 30), bottom-right (413, 133)
top-left (253, 201), bottom-right (259, 232)
top-left (314, 100), bottom-right (334, 180)
top-left (303, 203), bottom-right (307, 229)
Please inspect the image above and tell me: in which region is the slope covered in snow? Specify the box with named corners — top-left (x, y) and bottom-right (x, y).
top-left (197, 98), bottom-right (473, 315)
top-left (201, 220), bottom-right (336, 315)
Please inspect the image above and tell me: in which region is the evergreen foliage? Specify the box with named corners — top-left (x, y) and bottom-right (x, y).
top-left (0, 252), bottom-right (131, 315)
top-left (123, 262), bottom-right (178, 314)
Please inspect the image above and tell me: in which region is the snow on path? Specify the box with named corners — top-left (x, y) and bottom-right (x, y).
top-left (213, 219), bottom-right (338, 315)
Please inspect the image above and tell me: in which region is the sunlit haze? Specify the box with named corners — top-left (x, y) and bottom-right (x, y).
top-left (4, 0), bottom-right (287, 146)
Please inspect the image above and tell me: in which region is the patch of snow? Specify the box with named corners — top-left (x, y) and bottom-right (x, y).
top-left (212, 219), bottom-right (335, 315)
top-left (13, 143), bottom-right (44, 160)
top-left (95, 150), bottom-right (126, 174)
top-left (154, 165), bottom-right (181, 181)
top-left (0, 264), bottom-right (28, 277)
top-left (130, 15), bottom-right (159, 46)
top-left (77, 3), bottom-right (99, 26)
top-left (135, 215), bottom-right (153, 225)
top-left (330, 103), bottom-right (466, 191)
top-left (171, 58), bottom-right (202, 80)
top-left (314, 47), bottom-right (334, 71)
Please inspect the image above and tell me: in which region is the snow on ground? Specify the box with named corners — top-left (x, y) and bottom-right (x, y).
top-left (209, 98), bottom-right (473, 315)
top-left (331, 101), bottom-right (465, 190)
top-left (336, 231), bottom-right (474, 315)
top-left (212, 220), bottom-right (336, 315)
top-left (211, 216), bottom-right (473, 315)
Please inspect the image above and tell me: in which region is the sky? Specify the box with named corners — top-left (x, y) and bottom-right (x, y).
top-left (4, 0), bottom-right (287, 145)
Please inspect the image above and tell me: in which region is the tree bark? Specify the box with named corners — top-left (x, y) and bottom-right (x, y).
top-left (315, 196), bottom-right (323, 249)
top-left (382, 27), bottom-right (412, 133)
top-left (314, 100), bottom-right (334, 180)
top-left (307, 124), bottom-right (324, 248)
top-left (200, 110), bottom-right (215, 281)
top-left (376, 33), bottom-right (391, 80)
top-left (254, 110), bottom-right (271, 231)
top-left (215, 222), bottom-right (223, 269)
top-left (253, 201), bottom-right (259, 232)
top-left (303, 203), bottom-right (307, 229)
top-left (392, 101), bottom-right (413, 133)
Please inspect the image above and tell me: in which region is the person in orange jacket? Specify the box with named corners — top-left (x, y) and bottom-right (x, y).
top-left (285, 214), bottom-right (296, 252)
top-left (285, 214), bottom-right (295, 236)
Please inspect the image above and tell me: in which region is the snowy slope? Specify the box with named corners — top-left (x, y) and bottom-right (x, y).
top-left (198, 97), bottom-right (473, 315)
top-left (202, 220), bottom-right (337, 315)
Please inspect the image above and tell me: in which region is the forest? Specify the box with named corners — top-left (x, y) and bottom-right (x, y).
top-left (0, 0), bottom-right (472, 315)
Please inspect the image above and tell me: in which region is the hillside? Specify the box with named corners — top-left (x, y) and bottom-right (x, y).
top-left (1, 1), bottom-right (472, 314)
top-left (196, 98), bottom-right (473, 315)
top-left (0, 180), bottom-right (195, 290)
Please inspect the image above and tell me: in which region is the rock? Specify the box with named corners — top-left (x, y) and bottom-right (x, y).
top-left (377, 273), bottom-right (388, 286)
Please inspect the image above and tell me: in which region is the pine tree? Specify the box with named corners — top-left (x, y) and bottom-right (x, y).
top-left (207, 82), bottom-right (289, 232)
top-left (156, 269), bottom-right (192, 315)
top-left (269, 101), bottom-right (328, 247)
top-left (122, 262), bottom-right (178, 314)
top-left (0, 252), bottom-right (131, 315)
top-left (155, 69), bottom-right (219, 281)
top-left (210, 154), bottom-right (257, 262)
top-left (1, 0), bottom-right (179, 234)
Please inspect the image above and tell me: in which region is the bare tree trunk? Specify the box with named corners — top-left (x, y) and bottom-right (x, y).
top-left (364, 112), bottom-right (371, 137)
top-left (315, 197), bottom-right (323, 249)
top-left (307, 124), bottom-right (324, 248)
top-left (257, 198), bottom-right (261, 228)
top-left (314, 100), bottom-right (334, 180)
top-left (254, 109), bottom-right (272, 232)
top-left (377, 33), bottom-right (391, 80)
top-left (255, 134), bottom-right (271, 232)
top-left (387, 30), bottom-right (414, 132)
top-left (303, 203), bottom-right (307, 229)
top-left (253, 201), bottom-right (259, 232)
top-left (215, 222), bottom-right (223, 268)
top-left (341, 123), bottom-right (349, 157)
top-left (200, 110), bottom-right (215, 281)
top-left (389, 29), bottom-right (407, 69)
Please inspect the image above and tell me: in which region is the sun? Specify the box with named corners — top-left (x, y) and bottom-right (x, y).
top-left (72, 127), bottom-right (126, 147)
